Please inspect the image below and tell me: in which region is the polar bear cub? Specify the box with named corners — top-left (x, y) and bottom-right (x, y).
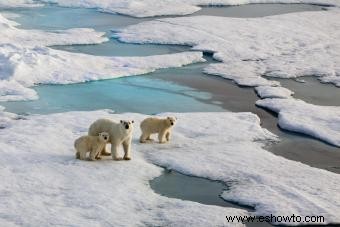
top-left (88, 119), bottom-right (134, 161)
top-left (74, 132), bottom-right (109, 161)
top-left (140, 116), bottom-right (176, 143)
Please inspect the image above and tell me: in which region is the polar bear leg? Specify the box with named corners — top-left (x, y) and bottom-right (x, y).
top-left (111, 144), bottom-right (122, 160)
top-left (89, 145), bottom-right (102, 161)
top-left (75, 151), bottom-right (80, 159)
top-left (140, 132), bottom-right (150, 143)
top-left (165, 130), bottom-right (171, 141)
top-left (123, 138), bottom-right (131, 160)
top-left (79, 149), bottom-right (87, 160)
top-left (100, 145), bottom-right (111, 156)
top-left (158, 130), bottom-right (166, 143)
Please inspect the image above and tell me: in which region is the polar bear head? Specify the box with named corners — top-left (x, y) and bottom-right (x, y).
top-left (166, 117), bottom-right (176, 127)
top-left (120, 120), bottom-right (134, 132)
top-left (98, 132), bottom-right (110, 142)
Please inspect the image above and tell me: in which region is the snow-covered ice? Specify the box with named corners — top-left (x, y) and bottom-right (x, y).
top-left (256, 98), bottom-right (340, 147)
top-left (39, 0), bottom-right (340, 17)
top-left (0, 110), bottom-right (249, 226)
top-left (0, 44), bottom-right (204, 101)
top-left (116, 9), bottom-right (340, 88)
top-left (0, 0), bottom-right (41, 8)
top-left (255, 86), bottom-right (294, 98)
top-left (0, 13), bottom-right (205, 102)
top-left (0, 13), bottom-right (108, 47)
top-left (1, 110), bottom-right (340, 225)
top-left (0, 105), bottom-right (16, 128)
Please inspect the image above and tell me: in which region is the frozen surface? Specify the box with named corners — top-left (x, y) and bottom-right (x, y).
top-left (142, 112), bottom-right (340, 225)
top-left (0, 0), bottom-right (41, 8)
top-left (1, 110), bottom-right (340, 225)
top-left (0, 110), bottom-right (251, 226)
top-left (255, 86), bottom-right (293, 98)
top-left (0, 105), bottom-right (16, 128)
top-left (116, 9), bottom-right (340, 87)
top-left (39, 0), bottom-right (339, 17)
top-left (0, 14), bottom-right (205, 101)
top-left (256, 98), bottom-right (340, 147)
top-left (0, 13), bottom-right (108, 47)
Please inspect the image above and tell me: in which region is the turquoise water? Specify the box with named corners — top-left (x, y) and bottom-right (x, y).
top-left (2, 70), bottom-right (224, 115)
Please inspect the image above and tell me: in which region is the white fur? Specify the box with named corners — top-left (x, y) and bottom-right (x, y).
top-left (74, 132), bottom-right (109, 161)
top-left (88, 119), bottom-right (134, 160)
top-left (140, 117), bottom-right (176, 143)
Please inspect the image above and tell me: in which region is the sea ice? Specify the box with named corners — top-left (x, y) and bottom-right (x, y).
top-left (256, 98), bottom-right (340, 147)
top-left (0, 110), bottom-right (248, 226)
top-left (39, 0), bottom-right (340, 17)
top-left (116, 9), bottom-right (340, 87)
top-left (1, 110), bottom-right (339, 225)
top-left (255, 86), bottom-right (294, 98)
top-left (0, 14), bottom-right (205, 102)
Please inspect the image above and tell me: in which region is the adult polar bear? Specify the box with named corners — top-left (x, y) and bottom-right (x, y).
top-left (89, 119), bottom-right (134, 160)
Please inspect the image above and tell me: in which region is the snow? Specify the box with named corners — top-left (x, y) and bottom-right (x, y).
top-left (116, 9), bottom-right (340, 88)
top-left (0, 13), bottom-right (108, 47)
top-left (0, 44), bottom-right (204, 101)
top-left (0, 110), bottom-right (248, 226)
top-left (0, 14), bottom-right (205, 102)
top-left (0, 105), bottom-right (16, 128)
top-left (1, 110), bottom-right (340, 225)
top-left (39, 0), bottom-right (340, 17)
top-left (256, 98), bottom-right (340, 147)
top-left (0, 0), bottom-right (41, 8)
top-left (255, 86), bottom-right (294, 98)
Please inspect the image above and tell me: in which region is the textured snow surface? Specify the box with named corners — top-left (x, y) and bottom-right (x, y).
top-left (0, 105), bottom-right (16, 128)
top-left (255, 86), bottom-right (294, 98)
top-left (2, 110), bottom-right (339, 225)
top-left (117, 9), bottom-right (340, 87)
top-left (39, 0), bottom-right (340, 17)
top-left (0, 14), bottom-right (204, 101)
top-left (0, 110), bottom-right (251, 226)
top-left (256, 98), bottom-right (340, 147)
top-left (0, 0), bottom-right (41, 8)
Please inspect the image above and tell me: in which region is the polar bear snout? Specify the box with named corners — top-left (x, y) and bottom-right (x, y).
top-left (98, 132), bottom-right (110, 142)
top-left (120, 120), bottom-right (134, 130)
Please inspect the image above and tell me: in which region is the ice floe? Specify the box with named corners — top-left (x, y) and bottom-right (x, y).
top-left (256, 98), bottom-right (340, 147)
top-left (0, 0), bottom-right (41, 8)
top-left (0, 110), bottom-right (248, 226)
top-left (1, 110), bottom-right (340, 225)
top-left (116, 9), bottom-right (340, 87)
top-left (0, 13), bottom-right (108, 47)
top-left (0, 13), bottom-right (204, 101)
top-left (39, 0), bottom-right (340, 17)
top-left (0, 44), bottom-right (204, 101)
top-left (0, 105), bottom-right (16, 128)
top-left (255, 86), bottom-right (294, 98)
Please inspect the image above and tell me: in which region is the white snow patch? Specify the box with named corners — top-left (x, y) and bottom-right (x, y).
top-left (255, 86), bottom-right (294, 98)
top-left (141, 112), bottom-right (340, 225)
top-left (0, 13), bottom-right (108, 47)
top-left (2, 111), bottom-right (338, 225)
top-left (39, 0), bottom-right (340, 17)
top-left (0, 105), bottom-right (16, 128)
top-left (0, 0), bottom-right (42, 8)
top-left (116, 9), bottom-right (340, 87)
top-left (0, 44), bottom-right (204, 101)
top-left (256, 98), bottom-right (340, 147)
top-left (0, 110), bottom-right (249, 226)
top-left (0, 14), bottom-right (205, 101)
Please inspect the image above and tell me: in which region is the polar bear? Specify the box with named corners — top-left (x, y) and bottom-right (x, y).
top-left (140, 116), bottom-right (176, 143)
top-left (88, 119), bottom-right (134, 160)
top-left (74, 132), bottom-right (109, 161)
